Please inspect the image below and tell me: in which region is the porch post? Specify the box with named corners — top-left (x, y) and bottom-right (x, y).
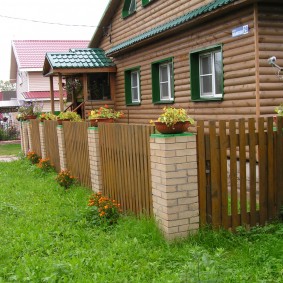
top-left (110, 73), bottom-right (116, 101)
top-left (49, 76), bottom-right (55, 113)
top-left (58, 73), bottom-right (64, 112)
top-left (83, 73), bottom-right (88, 119)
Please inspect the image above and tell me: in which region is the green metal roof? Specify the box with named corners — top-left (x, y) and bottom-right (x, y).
top-left (46, 48), bottom-right (115, 69)
top-left (106, 0), bottom-right (237, 55)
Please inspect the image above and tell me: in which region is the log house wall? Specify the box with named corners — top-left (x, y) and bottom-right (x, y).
top-left (258, 3), bottom-right (283, 115)
top-left (93, 0), bottom-right (282, 124)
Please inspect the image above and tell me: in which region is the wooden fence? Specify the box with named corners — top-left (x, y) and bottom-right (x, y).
top-left (29, 120), bottom-right (41, 157)
top-left (44, 121), bottom-right (61, 172)
top-left (99, 123), bottom-right (155, 215)
top-left (63, 121), bottom-right (91, 188)
top-left (197, 117), bottom-right (283, 230)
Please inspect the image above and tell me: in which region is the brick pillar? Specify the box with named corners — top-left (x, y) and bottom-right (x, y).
top-left (27, 122), bottom-right (33, 152)
top-left (39, 122), bottom-right (47, 159)
top-left (22, 121), bottom-right (30, 155)
top-left (88, 127), bottom-right (103, 193)
top-left (57, 125), bottom-right (67, 171)
top-left (150, 133), bottom-right (199, 240)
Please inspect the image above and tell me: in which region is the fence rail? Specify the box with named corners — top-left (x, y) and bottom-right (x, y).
top-left (197, 117), bottom-right (283, 230)
top-left (99, 123), bottom-right (155, 215)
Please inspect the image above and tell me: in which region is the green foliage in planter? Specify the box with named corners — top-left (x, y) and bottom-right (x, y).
top-left (57, 111), bottom-right (82, 122)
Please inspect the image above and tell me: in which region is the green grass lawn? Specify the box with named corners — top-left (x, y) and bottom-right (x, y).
top-left (0, 143), bottom-right (21, 156)
top-left (1, 159), bottom-right (283, 282)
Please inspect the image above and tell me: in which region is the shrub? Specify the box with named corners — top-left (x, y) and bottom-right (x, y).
top-left (87, 192), bottom-right (122, 226)
top-left (56, 170), bottom-right (77, 189)
top-left (37, 158), bottom-right (54, 173)
top-left (27, 151), bottom-right (40, 164)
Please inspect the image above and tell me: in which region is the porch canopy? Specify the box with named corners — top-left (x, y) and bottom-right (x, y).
top-left (43, 48), bottom-right (116, 113)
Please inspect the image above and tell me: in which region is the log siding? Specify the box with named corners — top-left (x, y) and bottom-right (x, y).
top-left (92, 0), bottom-right (282, 124)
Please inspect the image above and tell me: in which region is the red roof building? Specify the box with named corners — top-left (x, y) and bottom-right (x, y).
top-left (10, 40), bottom-right (89, 112)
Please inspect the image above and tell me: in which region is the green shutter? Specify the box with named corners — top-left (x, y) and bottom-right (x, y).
top-left (122, 0), bottom-right (136, 18)
top-left (151, 63), bottom-right (160, 103)
top-left (190, 52), bottom-right (200, 101)
top-left (142, 0), bottom-right (151, 6)
top-left (125, 67), bottom-right (141, 105)
top-left (124, 70), bottom-right (132, 105)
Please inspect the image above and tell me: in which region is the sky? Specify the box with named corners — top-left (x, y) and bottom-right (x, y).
top-left (0, 0), bottom-right (109, 81)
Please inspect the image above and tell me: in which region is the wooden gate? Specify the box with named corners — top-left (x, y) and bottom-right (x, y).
top-left (197, 117), bottom-right (283, 230)
top-left (99, 123), bottom-right (154, 215)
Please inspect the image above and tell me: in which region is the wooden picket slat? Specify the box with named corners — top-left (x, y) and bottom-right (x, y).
top-left (196, 120), bottom-right (207, 226)
top-left (229, 120), bottom-right (239, 230)
top-left (99, 123), bottom-right (154, 215)
top-left (276, 117), bottom-right (283, 214)
top-left (267, 117), bottom-right (275, 220)
top-left (209, 121), bottom-right (221, 227)
top-left (239, 119), bottom-right (247, 225)
top-left (219, 120), bottom-right (228, 229)
top-left (248, 118), bottom-right (257, 227)
top-left (258, 118), bottom-right (268, 225)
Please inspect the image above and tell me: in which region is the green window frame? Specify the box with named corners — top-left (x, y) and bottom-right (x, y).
top-left (142, 0), bottom-right (154, 7)
top-left (151, 57), bottom-right (174, 104)
top-left (125, 67), bottom-right (141, 105)
top-left (122, 0), bottom-right (136, 18)
top-left (190, 44), bottom-right (223, 101)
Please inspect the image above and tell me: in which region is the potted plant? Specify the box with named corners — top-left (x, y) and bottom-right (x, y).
top-left (17, 101), bottom-right (43, 120)
top-left (57, 111), bottom-right (82, 124)
top-left (88, 105), bottom-right (124, 126)
top-left (38, 112), bottom-right (57, 122)
top-left (150, 107), bottom-right (195, 134)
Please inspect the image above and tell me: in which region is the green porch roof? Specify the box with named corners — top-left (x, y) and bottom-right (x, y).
top-left (45, 48), bottom-right (115, 69)
top-left (106, 0), bottom-right (237, 55)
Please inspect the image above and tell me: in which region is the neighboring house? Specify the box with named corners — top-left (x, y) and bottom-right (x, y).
top-left (0, 90), bottom-right (18, 113)
top-left (43, 0), bottom-right (283, 123)
top-left (10, 40), bottom-right (89, 113)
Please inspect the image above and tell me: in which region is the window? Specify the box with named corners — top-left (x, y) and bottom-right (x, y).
top-left (88, 73), bottom-right (111, 101)
top-left (190, 45), bottom-right (223, 101)
top-left (122, 0), bottom-right (136, 18)
top-left (125, 67), bottom-right (141, 105)
top-left (151, 58), bottom-right (174, 104)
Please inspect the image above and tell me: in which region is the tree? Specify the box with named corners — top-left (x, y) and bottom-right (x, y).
top-left (0, 80), bottom-right (16, 91)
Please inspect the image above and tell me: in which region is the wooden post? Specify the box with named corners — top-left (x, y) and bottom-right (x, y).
top-left (110, 73), bottom-right (116, 101)
top-left (58, 73), bottom-right (64, 112)
top-left (83, 74), bottom-right (88, 119)
top-left (49, 76), bottom-right (55, 114)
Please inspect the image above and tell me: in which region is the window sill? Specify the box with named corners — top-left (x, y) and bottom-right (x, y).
top-left (191, 97), bottom-right (223, 102)
top-left (153, 100), bottom-right (174, 105)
